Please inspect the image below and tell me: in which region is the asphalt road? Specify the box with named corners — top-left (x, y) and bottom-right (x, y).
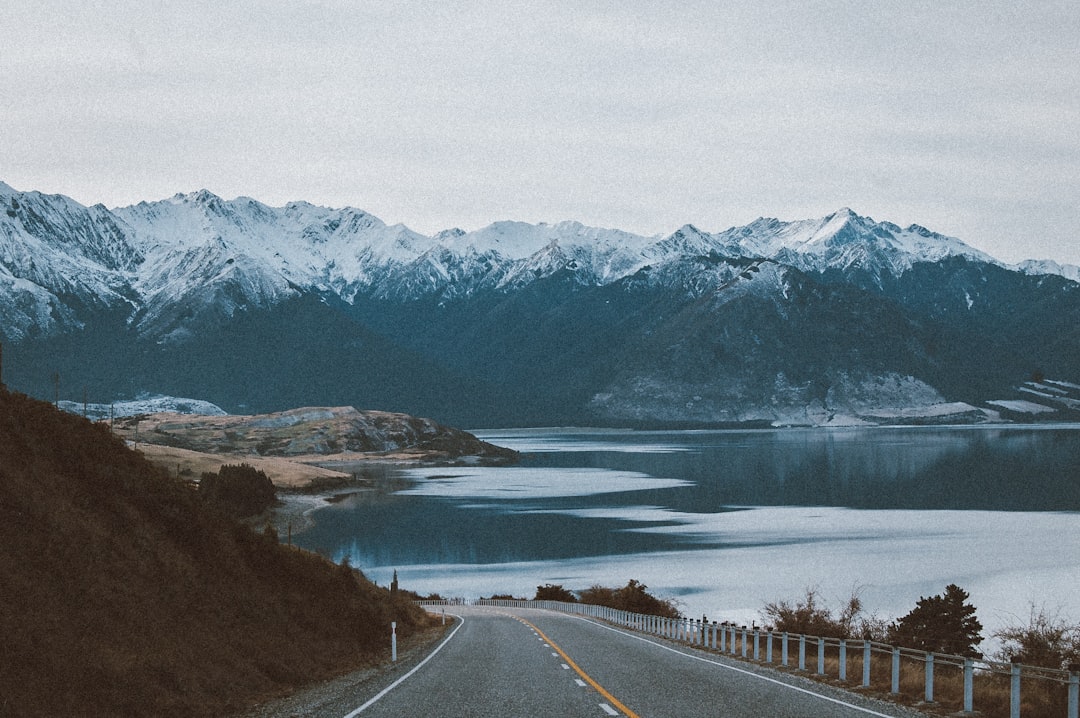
top-left (245, 606), bottom-right (929, 718)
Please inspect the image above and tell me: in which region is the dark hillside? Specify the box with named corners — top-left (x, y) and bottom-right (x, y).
top-left (0, 388), bottom-right (433, 717)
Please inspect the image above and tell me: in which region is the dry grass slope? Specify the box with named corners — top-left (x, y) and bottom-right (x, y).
top-left (0, 388), bottom-right (436, 717)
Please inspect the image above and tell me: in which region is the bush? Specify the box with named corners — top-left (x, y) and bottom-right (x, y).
top-left (993, 605), bottom-right (1080, 669)
top-left (577, 579), bottom-right (681, 618)
top-left (534, 583), bottom-right (578, 602)
top-left (762, 586), bottom-right (874, 639)
top-left (199, 463), bottom-right (277, 518)
top-left (888, 584), bottom-right (983, 657)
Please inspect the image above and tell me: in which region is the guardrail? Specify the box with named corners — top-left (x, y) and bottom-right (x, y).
top-left (418, 598), bottom-right (1080, 718)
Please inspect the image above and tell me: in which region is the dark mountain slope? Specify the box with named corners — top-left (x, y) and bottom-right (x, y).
top-left (840, 258), bottom-right (1080, 400)
top-left (7, 292), bottom-right (496, 423)
top-left (347, 267), bottom-right (700, 426)
top-left (0, 388), bottom-right (433, 717)
top-left (348, 259), bottom-right (963, 426)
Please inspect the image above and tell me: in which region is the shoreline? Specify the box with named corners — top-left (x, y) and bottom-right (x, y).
top-left (247, 484), bottom-right (373, 541)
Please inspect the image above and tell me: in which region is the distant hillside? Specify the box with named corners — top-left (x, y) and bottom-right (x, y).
top-left (113, 405), bottom-right (519, 461)
top-left (0, 388), bottom-right (435, 717)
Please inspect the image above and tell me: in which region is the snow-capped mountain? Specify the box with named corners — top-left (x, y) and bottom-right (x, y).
top-left (1, 180), bottom-right (1012, 338)
top-left (1016, 258), bottom-right (1080, 283)
top-left (2, 180), bottom-right (1079, 428)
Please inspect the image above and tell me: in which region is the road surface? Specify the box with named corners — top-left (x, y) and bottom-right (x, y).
top-left (244, 605), bottom-right (928, 717)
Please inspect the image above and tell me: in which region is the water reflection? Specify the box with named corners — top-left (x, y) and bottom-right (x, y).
top-left (503, 427), bottom-right (1080, 511)
top-left (295, 426), bottom-right (1080, 576)
top-left (290, 427), bottom-right (1080, 631)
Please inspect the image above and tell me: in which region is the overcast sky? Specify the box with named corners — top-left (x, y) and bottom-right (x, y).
top-left (3, 1), bottom-right (1078, 264)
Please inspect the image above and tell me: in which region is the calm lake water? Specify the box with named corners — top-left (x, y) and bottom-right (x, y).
top-left (294, 426), bottom-right (1080, 639)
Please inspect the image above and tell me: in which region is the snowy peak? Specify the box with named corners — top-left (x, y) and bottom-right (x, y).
top-left (1015, 258), bottom-right (1080, 283)
top-left (0, 183), bottom-right (144, 340)
top-left (807, 207), bottom-right (862, 246)
top-left (657, 224), bottom-right (712, 252)
top-left (714, 208), bottom-right (999, 279)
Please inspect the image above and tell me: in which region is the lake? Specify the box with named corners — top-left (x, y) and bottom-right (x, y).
top-left (293, 426), bottom-right (1080, 642)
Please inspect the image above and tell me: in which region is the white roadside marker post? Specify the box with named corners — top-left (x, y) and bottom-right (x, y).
top-left (392, 622), bottom-right (397, 662)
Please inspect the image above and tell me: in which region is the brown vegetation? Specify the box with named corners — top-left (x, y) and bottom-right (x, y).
top-left (133, 442), bottom-right (353, 490)
top-left (759, 587), bottom-right (1078, 717)
top-left (533, 579), bottom-right (682, 618)
top-left (0, 388), bottom-right (436, 717)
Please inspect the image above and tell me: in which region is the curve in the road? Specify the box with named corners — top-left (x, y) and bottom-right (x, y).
top-left (335, 606), bottom-right (924, 718)
top-left (342, 613), bottom-right (467, 717)
top-left (561, 612), bottom-right (901, 718)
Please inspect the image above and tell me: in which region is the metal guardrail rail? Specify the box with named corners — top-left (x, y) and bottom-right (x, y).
top-left (418, 598), bottom-right (1080, 718)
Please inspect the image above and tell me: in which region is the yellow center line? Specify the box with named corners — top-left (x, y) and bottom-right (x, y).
top-left (519, 618), bottom-right (641, 718)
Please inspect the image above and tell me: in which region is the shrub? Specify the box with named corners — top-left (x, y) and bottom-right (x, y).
top-left (762, 586), bottom-right (872, 638)
top-left (578, 579), bottom-right (681, 618)
top-left (199, 463), bottom-right (277, 518)
top-left (993, 605), bottom-right (1080, 669)
top-left (534, 583), bottom-right (578, 602)
top-left (888, 584), bottom-right (983, 657)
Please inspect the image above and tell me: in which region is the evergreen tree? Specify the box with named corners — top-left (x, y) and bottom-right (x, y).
top-left (889, 584), bottom-right (983, 657)
top-left (199, 463), bottom-right (276, 518)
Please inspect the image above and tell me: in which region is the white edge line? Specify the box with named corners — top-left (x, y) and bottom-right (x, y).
top-left (342, 614), bottom-right (466, 717)
top-left (563, 614), bottom-right (898, 718)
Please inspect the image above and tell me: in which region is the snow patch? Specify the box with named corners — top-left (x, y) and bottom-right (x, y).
top-left (57, 394), bottom-right (228, 421)
top-left (986, 400), bottom-right (1056, 415)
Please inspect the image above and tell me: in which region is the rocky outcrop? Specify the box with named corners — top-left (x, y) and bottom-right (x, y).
top-left (115, 406), bottom-right (518, 464)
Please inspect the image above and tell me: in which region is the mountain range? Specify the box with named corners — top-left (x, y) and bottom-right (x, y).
top-left (3, 180), bottom-right (1079, 427)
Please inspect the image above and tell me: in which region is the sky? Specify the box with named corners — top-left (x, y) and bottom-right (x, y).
top-left (2, 1), bottom-right (1078, 265)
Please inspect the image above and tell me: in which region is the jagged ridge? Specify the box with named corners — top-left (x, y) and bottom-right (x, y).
top-left (3, 180), bottom-right (1080, 428)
